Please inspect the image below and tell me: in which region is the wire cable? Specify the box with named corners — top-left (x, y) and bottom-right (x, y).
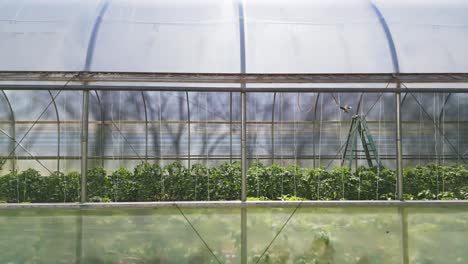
top-left (255, 201), bottom-right (303, 264)
top-left (363, 81), bottom-right (392, 118)
top-left (5, 73), bottom-right (82, 162)
top-left (175, 204), bottom-right (222, 264)
top-left (0, 128), bottom-right (52, 174)
top-left (400, 83), bottom-right (467, 164)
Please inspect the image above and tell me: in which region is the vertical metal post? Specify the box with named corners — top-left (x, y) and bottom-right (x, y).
top-left (241, 91), bottom-right (247, 201)
top-left (238, 0), bottom-right (248, 261)
top-left (80, 90), bottom-right (89, 203)
top-left (396, 88), bottom-right (403, 201)
top-left (241, 206), bottom-right (247, 264)
top-left (240, 91), bottom-right (247, 264)
top-left (396, 85), bottom-right (408, 264)
top-left (399, 207), bottom-right (409, 264)
top-left (271, 93), bottom-right (276, 165)
top-left (186, 91), bottom-right (191, 168)
top-left (230, 92), bottom-right (233, 163)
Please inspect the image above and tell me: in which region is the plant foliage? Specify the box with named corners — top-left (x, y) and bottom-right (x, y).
top-left (0, 162), bottom-right (467, 202)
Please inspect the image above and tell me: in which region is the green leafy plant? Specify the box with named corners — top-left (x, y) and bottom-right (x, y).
top-left (87, 167), bottom-right (108, 199)
top-left (0, 162), bottom-right (467, 203)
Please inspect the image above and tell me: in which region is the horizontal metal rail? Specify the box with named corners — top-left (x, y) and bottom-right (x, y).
top-left (1, 155), bottom-right (464, 161)
top-left (1, 72), bottom-right (468, 83)
top-left (2, 85), bottom-right (468, 93)
top-left (0, 200), bottom-right (467, 210)
top-left (4, 120), bottom-right (465, 125)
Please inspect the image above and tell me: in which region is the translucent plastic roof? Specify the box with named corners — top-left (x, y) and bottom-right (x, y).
top-left (1, 0), bottom-right (467, 73)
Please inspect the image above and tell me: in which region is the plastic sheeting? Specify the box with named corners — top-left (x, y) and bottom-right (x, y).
top-left (1, 0), bottom-right (468, 73)
top-left (0, 207), bottom-right (467, 263)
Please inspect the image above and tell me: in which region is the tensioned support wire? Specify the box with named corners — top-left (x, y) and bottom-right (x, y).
top-left (399, 84), bottom-right (467, 164)
top-left (255, 201), bottom-right (303, 264)
top-left (0, 129), bottom-right (50, 171)
top-left (174, 204), bottom-right (222, 264)
top-left (1, 73), bottom-right (83, 174)
top-left (173, 197), bottom-right (304, 264)
top-left (0, 92), bottom-right (37, 173)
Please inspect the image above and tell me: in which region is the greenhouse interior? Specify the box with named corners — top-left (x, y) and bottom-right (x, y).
top-left (1, 0), bottom-right (468, 263)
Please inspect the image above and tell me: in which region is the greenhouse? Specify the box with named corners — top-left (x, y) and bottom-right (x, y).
top-left (1, 0), bottom-right (468, 263)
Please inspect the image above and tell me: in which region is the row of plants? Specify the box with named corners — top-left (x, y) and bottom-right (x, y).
top-left (0, 162), bottom-right (467, 203)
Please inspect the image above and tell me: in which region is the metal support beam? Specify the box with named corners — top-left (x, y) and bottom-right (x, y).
top-left (240, 94), bottom-right (248, 264)
top-left (4, 153), bottom-right (458, 161)
top-left (238, 0), bottom-right (248, 260)
top-left (158, 92), bottom-right (163, 163)
top-left (241, 207), bottom-right (247, 264)
top-left (1, 90), bottom-right (16, 171)
top-left (1, 200), bottom-right (468, 209)
top-left (80, 90), bottom-right (90, 203)
top-left (399, 207), bottom-right (409, 264)
top-left (230, 92), bottom-right (233, 163)
top-left (372, 1), bottom-right (404, 202)
top-left (186, 92), bottom-right (191, 168)
top-left (396, 89), bottom-right (404, 201)
top-left (241, 91), bottom-right (247, 201)
top-left (1, 72), bottom-right (468, 84)
top-left (4, 85), bottom-right (468, 93)
top-left (271, 93), bottom-right (276, 164)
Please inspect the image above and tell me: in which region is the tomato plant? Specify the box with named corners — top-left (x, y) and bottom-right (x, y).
top-left (0, 162), bottom-right (467, 202)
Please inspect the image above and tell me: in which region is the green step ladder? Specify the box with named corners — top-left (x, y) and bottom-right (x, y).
top-left (342, 115), bottom-right (383, 169)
